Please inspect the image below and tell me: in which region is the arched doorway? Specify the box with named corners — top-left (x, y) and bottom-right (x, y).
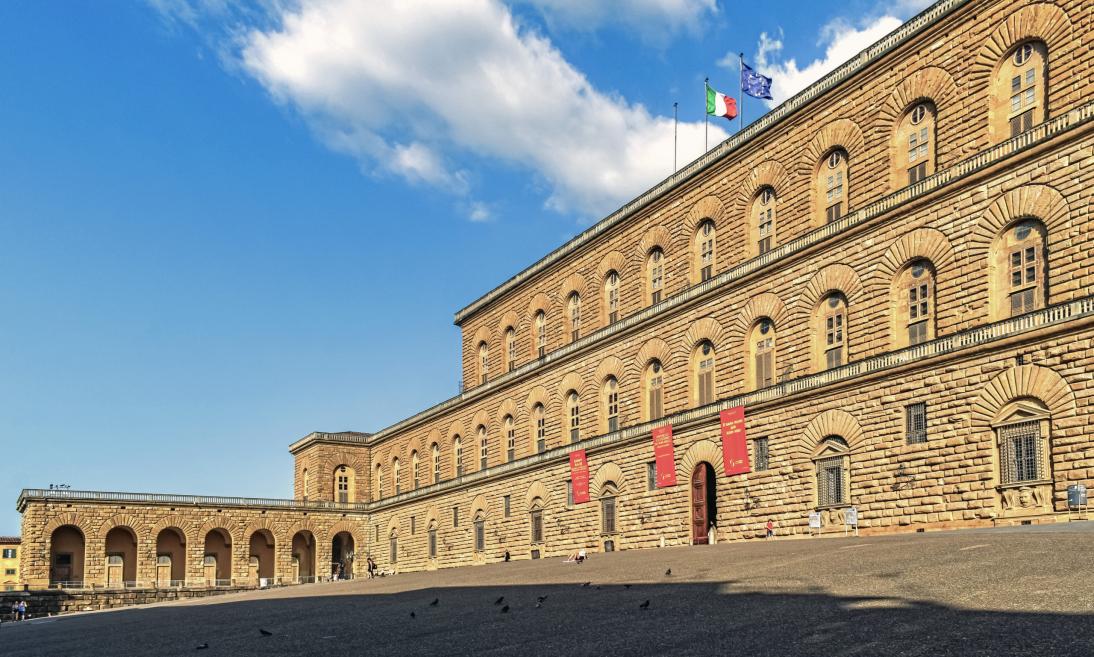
top-left (203, 528), bottom-right (232, 586)
top-left (331, 531), bottom-right (355, 580)
top-left (49, 525), bottom-right (85, 587)
top-left (690, 462), bottom-right (718, 545)
top-left (292, 530), bottom-right (316, 583)
top-left (249, 530), bottom-right (275, 586)
top-left (104, 526), bottom-right (138, 587)
top-left (155, 527), bottom-right (186, 587)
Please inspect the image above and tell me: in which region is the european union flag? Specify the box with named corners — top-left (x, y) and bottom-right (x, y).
top-left (741, 62), bottom-right (773, 100)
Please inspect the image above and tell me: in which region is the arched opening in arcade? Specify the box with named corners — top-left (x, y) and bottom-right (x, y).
top-left (155, 527), bottom-right (186, 586)
top-left (292, 530), bottom-right (316, 583)
top-left (331, 531), bottom-right (355, 580)
top-left (248, 529), bottom-right (275, 586)
top-left (49, 525), bottom-right (85, 587)
top-left (104, 526), bottom-right (138, 587)
top-left (690, 462), bottom-right (718, 545)
top-left (203, 528), bottom-right (232, 585)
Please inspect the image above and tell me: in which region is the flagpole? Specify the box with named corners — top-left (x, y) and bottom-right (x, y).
top-left (704, 77), bottom-right (709, 151)
top-left (738, 53), bottom-right (745, 133)
top-left (673, 102), bottom-right (678, 173)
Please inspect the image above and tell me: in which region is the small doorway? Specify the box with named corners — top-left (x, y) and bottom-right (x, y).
top-left (690, 462), bottom-right (718, 545)
top-left (203, 555), bottom-right (217, 584)
top-left (106, 554), bottom-right (124, 587)
top-left (156, 555), bottom-right (172, 586)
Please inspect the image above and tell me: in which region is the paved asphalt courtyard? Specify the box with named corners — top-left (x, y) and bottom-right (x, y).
top-left (2, 524), bottom-right (1092, 656)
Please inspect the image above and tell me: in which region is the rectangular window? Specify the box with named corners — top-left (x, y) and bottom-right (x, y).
top-left (390, 537), bottom-right (397, 564)
top-left (646, 461), bottom-right (657, 491)
top-left (758, 236), bottom-right (772, 255)
top-left (651, 290), bottom-right (661, 305)
top-left (507, 427), bottom-right (516, 462)
top-left (906, 402), bottom-right (928, 444)
top-left (570, 404), bottom-right (580, 443)
top-left (649, 386), bottom-right (663, 420)
top-left (503, 495), bottom-right (511, 518)
top-left (474, 521), bottom-right (485, 552)
top-left (453, 506), bottom-right (459, 528)
top-left (601, 497), bottom-right (616, 534)
top-left (607, 390), bottom-right (619, 432)
top-left (753, 437), bottom-right (769, 471)
top-left (908, 161), bottom-right (928, 184)
top-left (701, 265), bottom-right (713, 282)
top-left (755, 347), bottom-right (773, 388)
top-left (4, 569), bottom-right (15, 576)
top-left (531, 510), bottom-right (544, 543)
top-left (816, 457), bottom-right (846, 507)
top-left (1, 549), bottom-right (15, 559)
top-left (609, 310), bottom-right (618, 324)
top-left (566, 480), bottom-right (573, 508)
top-left (428, 529), bottom-right (437, 559)
top-left (410, 516), bottom-right (416, 535)
top-left (375, 525), bottom-right (380, 542)
top-left (698, 369), bottom-right (714, 406)
top-left (1009, 109), bottom-right (1034, 137)
top-left (1009, 288), bottom-right (1036, 316)
top-left (825, 203), bottom-right (842, 224)
top-left (999, 421), bottom-right (1043, 484)
top-left (908, 321), bottom-right (928, 345)
top-left (825, 347), bottom-right (843, 370)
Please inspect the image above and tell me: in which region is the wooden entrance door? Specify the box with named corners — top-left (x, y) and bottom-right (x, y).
top-left (157, 555), bottom-right (172, 586)
top-left (52, 554), bottom-right (72, 585)
top-left (203, 555), bottom-right (217, 584)
top-left (106, 554), bottom-right (124, 586)
top-left (248, 556), bottom-right (260, 586)
top-left (691, 464), bottom-right (709, 544)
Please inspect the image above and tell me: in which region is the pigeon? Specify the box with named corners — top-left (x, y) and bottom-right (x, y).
top-left (624, 584), bottom-right (632, 589)
top-left (195, 644), bottom-right (209, 651)
top-left (410, 612), bottom-right (416, 619)
top-left (639, 600), bottom-right (650, 610)
top-left (582, 582), bottom-right (590, 587)
top-left (536, 595), bottom-right (548, 603)
top-left (596, 586), bottom-right (602, 590)
top-left (500, 605), bottom-right (509, 613)
top-left (494, 596), bottom-right (505, 605)
top-left (259, 629), bottom-right (273, 637)
top-left (664, 568), bottom-right (672, 576)
top-left (429, 598), bottom-right (439, 607)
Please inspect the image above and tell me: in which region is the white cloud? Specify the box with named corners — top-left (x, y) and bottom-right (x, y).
top-left (517, 0), bottom-right (717, 40)
top-left (743, 16), bottom-right (903, 106)
top-left (468, 202), bottom-right (492, 222)
top-left (238, 0), bottom-right (728, 218)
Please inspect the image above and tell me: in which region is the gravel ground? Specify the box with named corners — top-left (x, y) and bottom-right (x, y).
top-left (2, 523), bottom-right (1093, 656)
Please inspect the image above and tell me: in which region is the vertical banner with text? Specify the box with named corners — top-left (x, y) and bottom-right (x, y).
top-left (720, 407), bottom-right (751, 476)
top-left (652, 424), bottom-right (677, 487)
top-left (569, 449), bottom-right (590, 504)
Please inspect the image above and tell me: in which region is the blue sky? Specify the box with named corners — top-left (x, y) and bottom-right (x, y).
top-left (0, 0), bottom-right (930, 534)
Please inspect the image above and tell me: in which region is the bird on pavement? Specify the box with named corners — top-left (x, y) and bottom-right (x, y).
top-left (581, 582), bottom-right (590, 587)
top-left (664, 568), bottom-right (672, 576)
top-left (430, 598), bottom-right (439, 606)
top-left (259, 629), bottom-right (273, 637)
top-left (537, 595), bottom-right (548, 603)
top-left (410, 612), bottom-right (416, 619)
top-left (500, 605), bottom-right (510, 613)
top-left (624, 584), bottom-right (632, 589)
top-left (494, 596), bottom-right (505, 605)
top-left (639, 600), bottom-right (650, 610)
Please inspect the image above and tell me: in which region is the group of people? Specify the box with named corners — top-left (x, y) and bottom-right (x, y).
top-left (7, 600), bottom-right (27, 622)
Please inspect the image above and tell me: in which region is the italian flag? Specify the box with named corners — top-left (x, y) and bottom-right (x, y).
top-left (706, 83), bottom-right (738, 120)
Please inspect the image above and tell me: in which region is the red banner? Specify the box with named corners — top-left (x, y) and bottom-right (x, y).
top-left (720, 407), bottom-right (750, 475)
top-left (652, 424), bottom-right (677, 488)
top-left (569, 449), bottom-right (590, 504)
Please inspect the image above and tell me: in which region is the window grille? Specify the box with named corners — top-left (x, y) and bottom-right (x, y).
top-left (816, 456), bottom-right (846, 507)
top-left (503, 495), bottom-right (511, 517)
top-left (646, 462), bottom-right (657, 491)
top-left (566, 480), bottom-right (573, 508)
top-left (530, 510), bottom-right (543, 543)
top-left (453, 506), bottom-right (459, 528)
top-left (906, 403), bottom-right (928, 444)
top-left (474, 520), bottom-right (485, 552)
top-left (601, 496), bottom-right (616, 534)
top-left (410, 516), bottom-right (416, 535)
top-left (389, 537), bottom-right (397, 563)
top-left (753, 437), bottom-right (769, 471)
top-left (998, 421), bottom-right (1043, 484)
top-left (428, 529), bottom-right (437, 559)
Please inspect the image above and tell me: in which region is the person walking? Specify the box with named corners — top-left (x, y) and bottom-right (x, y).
top-left (366, 556), bottom-right (376, 579)
top-left (17, 600), bottom-right (27, 621)
top-left (765, 519), bottom-right (775, 540)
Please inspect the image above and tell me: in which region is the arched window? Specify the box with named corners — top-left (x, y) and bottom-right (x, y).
top-left (818, 149), bottom-right (849, 224)
top-left (994, 41), bottom-right (1048, 140)
top-left (894, 260), bottom-right (936, 347)
top-left (993, 219), bottom-right (1047, 319)
top-left (373, 463), bottom-right (382, 501)
top-left (817, 294), bottom-right (848, 370)
top-left (504, 415), bottom-right (516, 462)
top-left (477, 425), bottom-right (488, 470)
top-left (333, 465), bottom-right (354, 504)
top-left (748, 318), bottom-right (775, 390)
top-left (532, 403), bottom-right (546, 453)
top-left (646, 248), bottom-right (664, 305)
top-left (603, 376), bottom-right (619, 433)
top-left (694, 220), bottom-right (716, 282)
top-left (897, 102), bottom-right (936, 185)
top-left (478, 341), bottom-right (489, 385)
top-left (427, 521), bottom-right (438, 559)
top-left (393, 458), bottom-right (401, 495)
top-left (993, 399), bottom-right (1051, 490)
top-left (644, 360), bottom-right (664, 421)
top-left (505, 327), bottom-right (516, 372)
top-left (534, 311), bottom-right (547, 358)
top-left (567, 292), bottom-right (582, 342)
top-left (567, 391), bottom-right (581, 443)
top-left (813, 436), bottom-right (850, 508)
top-left (431, 443), bottom-right (441, 484)
top-left (604, 270), bottom-right (620, 324)
top-left (301, 468), bottom-right (309, 500)
top-left (600, 482), bottom-right (618, 535)
top-left (694, 341), bottom-right (716, 406)
top-left (411, 451), bottom-right (420, 490)
top-left (453, 435), bottom-right (463, 477)
top-left (751, 186), bottom-right (776, 256)
top-left (389, 528), bottom-right (398, 564)
top-left (473, 513), bottom-right (486, 552)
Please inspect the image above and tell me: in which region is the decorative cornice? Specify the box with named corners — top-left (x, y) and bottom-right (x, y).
top-left (288, 101), bottom-right (1094, 455)
top-left (452, 0), bottom-right (969, 326)
top-left (15, 489), bottom-right (368, 514)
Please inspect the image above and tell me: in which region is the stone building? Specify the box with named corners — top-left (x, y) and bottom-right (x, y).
top-left (15, 0), bottom-right (1094, 589)
top-left (1, 536), bottom-right (19, 591)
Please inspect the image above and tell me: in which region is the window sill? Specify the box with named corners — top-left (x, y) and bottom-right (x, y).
top-left (997, 479), bottom-right (1051, 491)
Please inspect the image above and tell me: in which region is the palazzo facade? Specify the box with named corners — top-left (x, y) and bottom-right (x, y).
top-left (15, 0), bottom-right (1094, 589)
